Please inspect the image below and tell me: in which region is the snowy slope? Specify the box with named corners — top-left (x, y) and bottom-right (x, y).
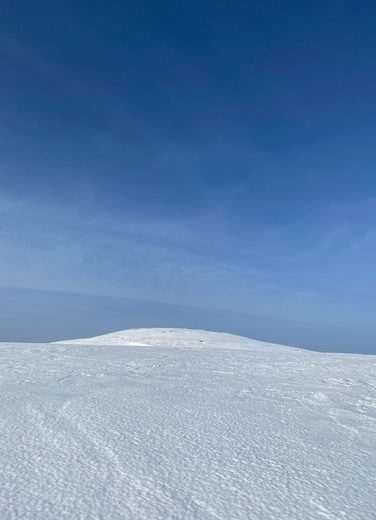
top-left (1, 329), bottom-right (376, 519)
top-left (54, 327), bottom-right (296, 351)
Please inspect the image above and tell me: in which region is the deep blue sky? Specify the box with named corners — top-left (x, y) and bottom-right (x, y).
top-left (1, 0), bottom-right (376, 352)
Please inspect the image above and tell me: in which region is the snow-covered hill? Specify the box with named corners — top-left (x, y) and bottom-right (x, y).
top-left (1, 328), bottom-right (376, 519)
top-left (54, 327), bottom-right (297, 351)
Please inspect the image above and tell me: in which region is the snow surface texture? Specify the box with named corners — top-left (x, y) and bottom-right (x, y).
top-left (1, 328), bottom-right (375, 519)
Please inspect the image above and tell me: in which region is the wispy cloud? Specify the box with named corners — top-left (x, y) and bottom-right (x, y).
top-left (1, 191), bottom-right (376, 328)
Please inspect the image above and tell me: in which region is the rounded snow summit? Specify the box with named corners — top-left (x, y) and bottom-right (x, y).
top-left (54, 327), bottom-right (296, 352)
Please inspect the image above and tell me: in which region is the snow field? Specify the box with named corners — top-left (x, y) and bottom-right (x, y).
top-left (1, 329), bottom-right (375, 519)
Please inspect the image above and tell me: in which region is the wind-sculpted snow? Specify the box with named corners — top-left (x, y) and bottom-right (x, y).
top-left (1, 333), bottom-right (375, 519)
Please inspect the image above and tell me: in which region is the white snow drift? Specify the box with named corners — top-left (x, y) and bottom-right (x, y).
top-left (1, 328), bottom-right (375, 519)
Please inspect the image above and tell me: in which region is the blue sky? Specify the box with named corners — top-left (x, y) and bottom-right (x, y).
top-left (1, 0), bottom-right (376, 352)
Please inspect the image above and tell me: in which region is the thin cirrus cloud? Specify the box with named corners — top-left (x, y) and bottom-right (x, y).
top-left (1, 191), bottom-right (375, 328)
top-left (0, 191), bottom-right (273, 303)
